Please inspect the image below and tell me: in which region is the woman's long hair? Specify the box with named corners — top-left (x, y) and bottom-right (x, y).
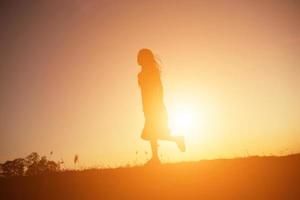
top-left (137, 48), bottom-right (161, 73)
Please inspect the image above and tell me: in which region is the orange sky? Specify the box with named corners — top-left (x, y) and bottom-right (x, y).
top-left (1, 0), bottom-right (300, 167)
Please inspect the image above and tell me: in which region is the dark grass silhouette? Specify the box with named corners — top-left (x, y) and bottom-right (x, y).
top-left (1, 154), bottom-right (300, 200)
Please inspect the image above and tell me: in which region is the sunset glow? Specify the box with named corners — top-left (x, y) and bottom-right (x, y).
top-left (169, 105), bottom-right (197, 137)
top-left (2, 1), bottom-right (300, 199)
top-left (1, 0), bottom-right (300, 167)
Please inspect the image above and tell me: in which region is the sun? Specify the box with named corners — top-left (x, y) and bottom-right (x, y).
top-left (169, 106), bottom-right (196, 136)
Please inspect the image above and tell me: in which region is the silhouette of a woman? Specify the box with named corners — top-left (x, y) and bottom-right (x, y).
top-left (137, 48), bottom-right (185, 164)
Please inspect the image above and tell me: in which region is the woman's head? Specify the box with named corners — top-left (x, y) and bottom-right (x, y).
top-left (137, 48), bottom-right (160, 71)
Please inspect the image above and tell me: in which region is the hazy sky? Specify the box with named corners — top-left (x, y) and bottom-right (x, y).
top-left (1, 0), bottom-right (300, 167)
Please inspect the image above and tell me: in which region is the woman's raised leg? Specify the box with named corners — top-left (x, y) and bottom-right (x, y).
top-left (162, 135), bottom-right (186, 152)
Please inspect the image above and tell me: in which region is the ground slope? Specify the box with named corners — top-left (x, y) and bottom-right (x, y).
top-left (1, 154), bottom-right (300, 200)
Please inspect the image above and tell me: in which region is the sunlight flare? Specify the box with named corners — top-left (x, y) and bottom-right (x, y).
top-left (169, 106), bottom-right (197, 136)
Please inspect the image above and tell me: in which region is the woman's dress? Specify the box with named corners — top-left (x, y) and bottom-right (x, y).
top-left (138, 69), bottom-right (171, 141)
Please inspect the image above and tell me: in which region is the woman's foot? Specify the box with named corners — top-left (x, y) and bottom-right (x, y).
top-left (145, 157), bottom-right (161, 166)
top-left (176, 136), bottom-right (186, 152)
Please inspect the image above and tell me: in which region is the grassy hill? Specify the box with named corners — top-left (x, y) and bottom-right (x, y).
top-left (1, 154), bottom-right (300, 200)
